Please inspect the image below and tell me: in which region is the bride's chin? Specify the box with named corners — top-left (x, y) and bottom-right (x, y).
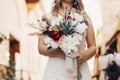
top-left (62, 0), bottom-right (73, 3)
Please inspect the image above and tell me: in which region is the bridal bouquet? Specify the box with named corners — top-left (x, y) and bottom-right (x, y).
top-left (29, 11), bottom-right (87, 57)
top-left (28, 10), bottom-right (88, 79)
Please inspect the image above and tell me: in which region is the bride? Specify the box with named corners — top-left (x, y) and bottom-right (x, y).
top-left (38, 0), bottom-right (96, 80)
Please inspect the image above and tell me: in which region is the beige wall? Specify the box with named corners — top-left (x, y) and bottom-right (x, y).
top-left (101, 0), bottom-right (120, 53)
top-left (0, 0), bottom-right (44, 80)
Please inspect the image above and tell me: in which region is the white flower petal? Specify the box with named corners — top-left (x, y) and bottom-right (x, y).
top-left (44, 36), bottom-right (51, 45)
top-left (75, 23), bottom-right (88, 34)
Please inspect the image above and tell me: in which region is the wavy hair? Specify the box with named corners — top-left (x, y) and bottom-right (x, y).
top-left (52, 0), bottom-right (85, 16)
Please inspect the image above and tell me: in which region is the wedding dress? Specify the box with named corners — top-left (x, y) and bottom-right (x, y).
top-left (42, 13), bottom-right (91, 80)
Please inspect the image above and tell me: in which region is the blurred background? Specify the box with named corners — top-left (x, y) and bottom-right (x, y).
top-left (0, 0), bottom-right (120, 80)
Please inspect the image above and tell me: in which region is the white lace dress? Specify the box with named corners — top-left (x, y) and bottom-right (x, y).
top-left (42, 13), bottom-right (91, 80)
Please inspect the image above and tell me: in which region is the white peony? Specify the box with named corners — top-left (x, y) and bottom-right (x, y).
top-left (44, 36), bottom-right (51, 45)
top-left (51, 20), bottom-right (59, 26)
top-left (73, 33), bottom-right (83, 41)
top-left (39, 21), bottom-right (49, 33)
top-left (51, 15), bottom-right (63, 26)
top-left (74, 13), bottom-right (84, 22)
top-left (50, 40), bottom-right (59, 48)
top-left (59, 34), bottom-right (81, 57)
top-left (44, 36), bottom-right (59, 48)
top-left (69, 13), bottom-right (84, 26)
top-left (75, 23), bottom-right (88, 34)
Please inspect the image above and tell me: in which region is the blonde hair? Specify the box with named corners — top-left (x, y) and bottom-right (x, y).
top-left (52, 0), bottom-right (85, 16)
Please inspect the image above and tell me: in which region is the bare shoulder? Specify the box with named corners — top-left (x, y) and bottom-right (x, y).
top-left (85, 13), bottom-right (94, 32)
top-left (83, 13), bottom-right (93, 28)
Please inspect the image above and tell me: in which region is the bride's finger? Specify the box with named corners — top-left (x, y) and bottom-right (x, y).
top-left (77, 61), bottom-right (82, 67)
top-left (77, 58), bottom-right (82, 67)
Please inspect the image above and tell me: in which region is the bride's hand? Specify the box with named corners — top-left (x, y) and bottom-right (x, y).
top-left (77, 54), bottom-right (86, 67)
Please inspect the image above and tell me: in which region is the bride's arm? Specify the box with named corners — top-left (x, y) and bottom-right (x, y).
top-left (77, 14), bottom-right (97, 66)
top-left (38, 35), bottom-right (65, 58)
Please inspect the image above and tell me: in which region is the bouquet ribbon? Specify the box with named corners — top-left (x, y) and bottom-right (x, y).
top-left (65, 54), bottom-right (81, 80)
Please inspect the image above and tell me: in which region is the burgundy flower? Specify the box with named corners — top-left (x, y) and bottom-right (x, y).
top-left (67, 15), bottom-right (72, 20)
top-left (73, 17), bottom-right (76, 21)
top-left (50, 31), bottom-right (62, 41)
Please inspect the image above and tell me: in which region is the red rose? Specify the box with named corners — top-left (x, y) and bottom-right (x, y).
top-left (50, 31), bottom-right (62, 41)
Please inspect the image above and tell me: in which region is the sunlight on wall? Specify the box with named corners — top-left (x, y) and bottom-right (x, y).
top-left (83, 0), bottom-right (103, 34)
top-left (41, 0), bottom-right (54, 14)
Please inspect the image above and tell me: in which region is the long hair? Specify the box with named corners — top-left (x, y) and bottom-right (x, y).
top-left (52, 0), bottom-right (85, 16)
